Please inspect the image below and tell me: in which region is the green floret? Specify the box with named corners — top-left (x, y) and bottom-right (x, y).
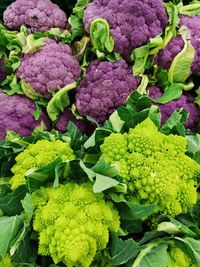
top-left (32, 182), bottom-right (120, 267)
top-left (168, 242), bottom-right (197, 267)
top-left (0, 255), bottom-right (14, 267)
top-left (10, 139), bottom-right (75, 190)
top-left (100, 118), bottom-right (200, 218)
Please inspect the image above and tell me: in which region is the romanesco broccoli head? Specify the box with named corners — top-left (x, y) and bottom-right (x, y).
top-left (10, 139), bottom-right (75, 190)
top-left (32, 182), bottom-right (120, 267)
top-left (0, 255), bottom-right (14, 267)
top-left (100, 118), bottom-right (200, 218)
top-left (168, 242), bottom-right (197, 267)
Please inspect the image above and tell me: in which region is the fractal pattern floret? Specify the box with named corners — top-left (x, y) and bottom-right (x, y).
top-left (10, 139), bottom-right (75, 190)
top-left (100, 118), bottom-right (200, 217)
top-left (32, 182), bottom-right (120, 267)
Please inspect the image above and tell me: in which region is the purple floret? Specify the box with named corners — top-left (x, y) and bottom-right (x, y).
top-left (0, 90), bottom-right (50, 140)
top-left (0, 59), bottom-right (6, 83)
top-left (84, 0), bottom-right (168, 61)
top-left (3, 0), bottom-right (67, 33)
top-left (75, 59), bottom-right (141, 124)
top-left (17, 38), bottom-right (81, 99)
top-left (55, 109), bottom-right (95, 134)
top-left (148, 86), bottom-right (200, 131)
top-left (155, 15), bottom-right (200, 73)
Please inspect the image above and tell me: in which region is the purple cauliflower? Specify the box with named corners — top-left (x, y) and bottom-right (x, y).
top-left (55, 109), bottom-right (95, 134)
top-left (0, 90), bottom-right (50, 140)
top-left (75, 59), bottom-right (141, 124)
top-left (148, 86), bottom-right (200, 131)
top-left (155, 15), bottom-right (200, 73)
top-left (17, 38), bottom-right (81, 99)
top-left (3, 0), bottom-right (67, 33)
top-left (0, 59), bottom-right (6, 83)
top-left (84, 0), bottom-right (168, 61)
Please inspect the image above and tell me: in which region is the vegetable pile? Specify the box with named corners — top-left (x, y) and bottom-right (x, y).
top-left (0, 0), bottom-right (199, 266)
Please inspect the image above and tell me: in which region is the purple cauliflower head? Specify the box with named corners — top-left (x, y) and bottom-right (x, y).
top-left (75, 59), bottom-right (141, 124)
top-left (148, 86), bottom-right (200, 131)
top-left (155, 15), bottom-right (200, 73)
top-left (3, 0), bottom-right (67, 33)
top-left (17, 38), bottom-right (81, 99)
top-left (55, 109), bottom-right (95, 135)
top-left (0, 90), bottom-right (50, 140)
top-left (0, 59), bottom-right (6, 83)
top-left (84, 0), bottom-right (168, 61)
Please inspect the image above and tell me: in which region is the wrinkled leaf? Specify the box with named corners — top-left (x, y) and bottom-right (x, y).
top-left (0, 215), bottom-right (23, 258)
top-left (132, 242), bottom-right (169, 267)
top-left (153, 83), bottom-right (183, 104)
top-left (111, 234), bottom-right (140, 265)
top-left (47, 82), bottom-right (77, 121)
top-left (186, 134), bottom-right (200, 163)
top-left (168, 27), bottom-right (195, 83)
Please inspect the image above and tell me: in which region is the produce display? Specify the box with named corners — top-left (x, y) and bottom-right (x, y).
top-left (0, 0), bottom-right (199, 266)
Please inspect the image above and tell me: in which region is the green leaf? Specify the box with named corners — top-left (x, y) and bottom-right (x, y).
top-left (160, 109), bottom-right (188, 135)
top-left (0, 215), bottom-right (24, 258)
top-left (72, 36), bottom-right (90, 61)
top-left (20, 80), bottom-right (43, 100)
top-left (21, 34), bottom-right (45, 54)
top-left (109, 111), bottom-right (125, 133)
top-left (111, 234), bottom-right (140, 265)
top-left (136, 75), bottom-right (149, 95)
top-left (132, 242), bottom-right (169, 267)
top-left (195, 87), bottom-right (200, 107)
top-left (186, 134), bottom-right (200, 163)
top-left (26, 156), bottom-right (63, 191)
top-left (90, 18), bottom-right (114, 54)
top-left (168, 27), bottom-right (195, 83)
top-left (93, 174), bottom-right (119, 193)
top-left (0, 185), bottom-right (27, 216)
top-left (47, 82), bottom-right (77, 122)
top-left (111, 195), bottom-right (155, 221)
top-left (178, 2), bottom-right (200, 16)
top-left (153, 83), bottom-right (183, 104)
top-left (157, 217), bottom-right (198, 238)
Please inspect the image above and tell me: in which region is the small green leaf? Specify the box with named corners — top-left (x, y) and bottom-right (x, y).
top-left (195, 87), bottom-right (200, 107)
top-left (0, 215), bottom-right (24, 258)
top-left (178, 3), bottom-right (200, 16)
top-left (168, 27), bottom-right (195, 83)
top-left (111, 234), bottom-right (140, 265)
top-left (132, 242), bottom-right (169, 267)
top-left (90, 18), bottom-right (114, 54)
top-left (0, 186), bottom-right (27, 216)
top-left (153, 83), bottom-right (183, 104)
top-left (47, 82), bottom-right (77, 122)
top-left (186, 134), bottom-right (200, 163)
top-left (21, 80), bottom-right (43, 100)
top-left (93, 174), bottom-right (119, 193)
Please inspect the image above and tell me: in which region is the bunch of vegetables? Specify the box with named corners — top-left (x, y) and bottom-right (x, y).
top-left (0, 0), bottom-right (199, 266)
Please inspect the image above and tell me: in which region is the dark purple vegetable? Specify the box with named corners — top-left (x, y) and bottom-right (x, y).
top-left (148, 86), bottom-right (200, 131)
top-left (0, 90), bottom-right (50, 139)
top-left (84, 0), bottom-right (168, 60)
top-left (75, 59), bottom-right (141, 124)
top-left (17, 38), bottom-right (81, 99)
top-left (3, 0), bottom-right (67, 33)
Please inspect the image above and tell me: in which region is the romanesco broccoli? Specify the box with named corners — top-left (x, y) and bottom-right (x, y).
top-left (10, 139), bottom-right (75, 190)
top-left (0, 255), bottom-right (14, 267)
top-left (168, 242), bottom-right (197, 267)
top-left (100, 118), bottom-right (200, 217)
top-left (32, 182), bottom-right (120, 267)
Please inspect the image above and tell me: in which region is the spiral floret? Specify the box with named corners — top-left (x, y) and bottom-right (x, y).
top-left (32, 183), bottom-right (120, 267)
top-left (100, 118), bottom-right (200, 217)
